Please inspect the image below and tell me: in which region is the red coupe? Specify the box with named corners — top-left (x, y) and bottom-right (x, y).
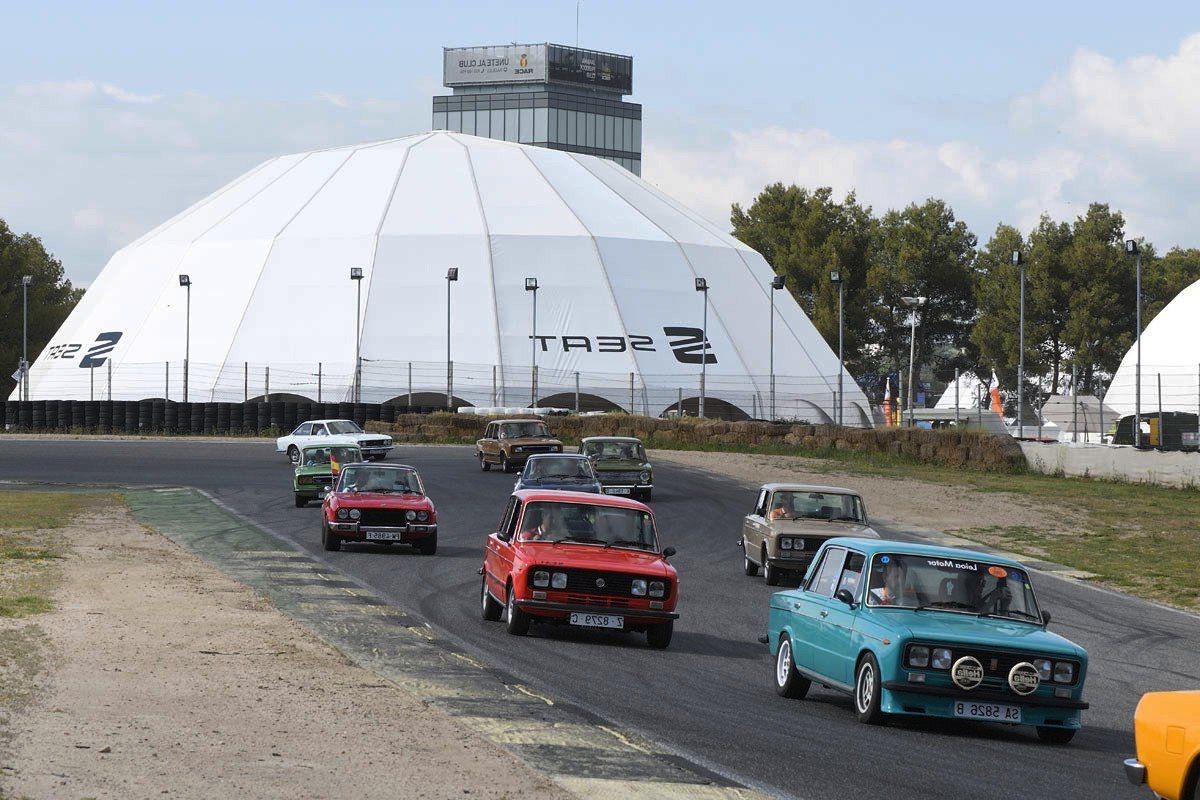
top-left (480, 490), bottom-right (679, 648)
top-left (321, 463), bottom-right (437, 554)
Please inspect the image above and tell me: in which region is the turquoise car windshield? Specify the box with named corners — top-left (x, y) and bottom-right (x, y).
top-left (865, 553), bottom-right (1041, 623)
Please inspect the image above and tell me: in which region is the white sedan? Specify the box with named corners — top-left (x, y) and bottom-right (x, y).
top-left (276, 419), bottom-right (395, 464)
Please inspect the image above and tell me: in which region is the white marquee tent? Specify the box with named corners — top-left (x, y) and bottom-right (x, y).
top-left (15, 131), bottom-right (870, 423)
top-left (1107, 279), bottom-right (1200, 418)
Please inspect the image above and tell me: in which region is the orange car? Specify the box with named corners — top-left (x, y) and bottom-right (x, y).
top-left (1124, 690), bottom-right (1200, 799)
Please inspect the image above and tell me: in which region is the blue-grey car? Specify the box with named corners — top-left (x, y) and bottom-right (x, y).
top-left (513, 453), bottom-right (603, 494)
top-left (765, 537), bottom-right (1089, 744)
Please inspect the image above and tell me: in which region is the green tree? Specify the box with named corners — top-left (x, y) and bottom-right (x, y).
top-left (1145, 247), bottom-right (1200, 322)
top-left (866, 199), bottom-right (978, 385)
top-left (731, 185), bottom-right (875, 371)
top-left (970, 224), bottom-right (1033, 389)
top-left (0, 218), bottom-right (83, 391)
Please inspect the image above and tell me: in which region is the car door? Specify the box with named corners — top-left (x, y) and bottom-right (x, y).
top-left (813, 550), bottom-right (866, 686)
top-left (485, 496), bottom-right (521, 599)
top-left (795, 546), bottom-right (848, 683)
top-left (742, 489), bottom-right (769, 561)
top-left (287, 422), bottom-right (312, 448)
top-left (481, 423), bottom-right (498, 461)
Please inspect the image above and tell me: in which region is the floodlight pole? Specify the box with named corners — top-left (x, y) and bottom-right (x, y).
top-left (20, 275), bottom-right (31, 400)
top-left (830, 271), bottom-right (844, 426)
top-left (179, 275), bottom-right (191, 402)
top-left (901, 296), bottom-right (926, 427)
top-left (1015, 249), bottom-right (1024, 439)
top-left (769, 275), bottom-right (785, 421)
top-left (696, 278), bottom-right (709, 418)
top-left (446, 267), bottom-right (458, 411)
top-left (350, 267), bottom-right (364, 403)
top-left (526, 277), bottom-right (539, 409)
top-left (1127, 240), bottom-right (1142, 447)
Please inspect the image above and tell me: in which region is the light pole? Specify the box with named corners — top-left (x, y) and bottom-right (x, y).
top-left (20, 275), bottom-right (31, 400)
top-left (769, 275), bottom-right (785, 421)
top-left (696, 277), bottom-right (709, 418)
top-left (350, 267), bottom-right (364, 402)
top-left (525, 277), bottom-right (538, 408)
top-left (1014, 249), bottom-right (1024, 439)
top-left (178, 274), bottom-right (191, 402)
top-left (1126, 239), bottom-right (1141, 447)
top-left (830, 270), bottom-right (844, 426)
top-left (900, 295), bottom-right (927, 427)
top-left (446, 267), bottom-right (458, 411)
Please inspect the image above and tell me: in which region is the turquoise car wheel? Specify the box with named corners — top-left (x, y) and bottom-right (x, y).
top-left (854, 653), bottom-right (884, 724)
top-left (774, 634), bottom-right (810, 699)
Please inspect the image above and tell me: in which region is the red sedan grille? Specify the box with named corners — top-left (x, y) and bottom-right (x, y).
top-left (565, 594), bottom-right (632, 608)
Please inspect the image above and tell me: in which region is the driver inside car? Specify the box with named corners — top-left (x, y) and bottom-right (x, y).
top-left (868, 559), bottom-right (906, 605)
top-left (521, 507), bottom-right (549, 540)
top-left (769, 496), bottom-right (792, 520)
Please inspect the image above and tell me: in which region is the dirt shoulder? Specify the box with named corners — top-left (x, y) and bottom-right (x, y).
top-left (652, 449), bottom-right (1073, 535)
top-left (0, 501), bottom-right (569, 800)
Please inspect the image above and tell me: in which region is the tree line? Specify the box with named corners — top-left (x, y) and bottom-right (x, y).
top-left (1, 217), bottom-right (83, 387)
top-left (730, 185), bottom-right (1200, 400)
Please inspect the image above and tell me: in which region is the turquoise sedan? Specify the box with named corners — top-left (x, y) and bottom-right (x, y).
top-left (765, 537), bottom-right (1089, 744)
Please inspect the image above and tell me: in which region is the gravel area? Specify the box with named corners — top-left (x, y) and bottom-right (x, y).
top-left (0, 503), bottom-right (569, 800)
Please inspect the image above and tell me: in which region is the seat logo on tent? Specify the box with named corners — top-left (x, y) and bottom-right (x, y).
top-left (526, 327), bottom-right (716, 364)
top-left (45, 332), bottom-right (123, 368)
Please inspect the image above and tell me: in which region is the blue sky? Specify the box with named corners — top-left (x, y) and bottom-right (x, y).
top-left (4, 1), bottom-right (1200, 283)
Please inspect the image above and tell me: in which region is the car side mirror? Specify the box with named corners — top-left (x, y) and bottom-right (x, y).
top-left (661, 546), bottom-right (676, 559)
top-left (834, 588), bottom-right (857, 608)
top-left (1041, 610), bottom-right (1051, 626)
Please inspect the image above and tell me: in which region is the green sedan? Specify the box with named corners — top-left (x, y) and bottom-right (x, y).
top-left (294, 444), bottom-right (363, 507)
top-left (578, 436), bottom-right (654, 501)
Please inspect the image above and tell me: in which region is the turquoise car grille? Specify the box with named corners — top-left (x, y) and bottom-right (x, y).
top-left (912, 643), bottom-right (1082, 688)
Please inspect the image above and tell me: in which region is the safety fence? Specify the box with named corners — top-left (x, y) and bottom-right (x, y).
top-left (13, 358), bottom-right (873, 426)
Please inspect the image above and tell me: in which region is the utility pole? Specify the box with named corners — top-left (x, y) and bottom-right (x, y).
top-left (696, 277), bottom-right (709, 418)
top-left (20, 275), bottom-right (31, 400)
top-left (446, 267), bottom-right (458, 411)
top-left (525, 277), bottom-right (539, 409)
top-left (1126, 240), bottom-right (1142, 446)
top-left (350, 267), bottom-right (364, 403)
top-left (830, 271), bottom-right (844, 426)
top-left (179, 275), bottom-right (191, 402)
top-left (769, 275), bottom-right (785, 420)
top-left (1014, 249), bottom-right (1025, 439)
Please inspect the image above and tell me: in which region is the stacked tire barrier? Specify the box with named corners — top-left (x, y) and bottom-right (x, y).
top-left (3, 399), bottom-right (454, 436)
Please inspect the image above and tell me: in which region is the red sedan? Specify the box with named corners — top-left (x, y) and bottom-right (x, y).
top-left (480, 490), bottom-right (679, 648)
top-left (321, 463), bottom-right (437, 554)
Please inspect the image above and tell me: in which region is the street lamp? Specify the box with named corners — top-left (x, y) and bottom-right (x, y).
top-left (178, 274), bottom-right (191, 402)
top-left (446, 267), bottom-right (458, 411)
top-left (769, 275), bottom-right (785, 421)
top-left (1014, 249), bottom-right (1024, 439)
top-left (20, 275), bottom-right (31, 400)
top-left (830, 270), bottom-right (844, 426)
top-left (525, 277), bottom-right (539, 409)
top-left (1126, 239), bottom-right (1141, 447)
top-left (695, 277), bottom-right (709, 418)
top-left (349, 267), bottom-right (364, 402)
top-left (900, 295), bottom-right (927, 427)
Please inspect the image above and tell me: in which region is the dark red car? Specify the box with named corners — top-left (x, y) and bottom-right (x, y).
top-left (321, 463), bottom-right (437, 554)
top-left (480, 489), bottom-right (679, 648)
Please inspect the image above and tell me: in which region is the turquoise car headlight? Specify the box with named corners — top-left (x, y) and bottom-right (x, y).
top-left (1033, 659), bottom-right (1053, 681)
top-left (931, 648), bottom-right (953, 670)
top-left (532, 571), bottom-right (550, 588)
top-left (649, 581), bottom-right (665, 598)
top-left (551, 572), bottom-right (567, 589)
top-left (1053, 661), bottom-right (1075, 684)
top-left (907, 646), bottom-right (930, 668)
top-left (631, 579), bottom-right (648, 596)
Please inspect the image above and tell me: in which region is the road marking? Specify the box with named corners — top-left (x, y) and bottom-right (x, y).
top-left (512, 684), bottom-right (555, 705)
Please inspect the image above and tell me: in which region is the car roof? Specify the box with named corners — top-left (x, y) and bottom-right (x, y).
top-left (342, 462), bottom-right (418, 471)
top-left (526, 452), bottom-right (586, 459)
top-left (301, 419), bottom-right (358, 425)
top-left (580, 436), bottom-right (642, 443)
top-left (492, 419), bottom-right (546, 425)
top-left (822, 536), bottom-right (1024, 567)
top-left (514, 488), bottom-right (650, 510)
top-left (761, 483), bottom-right (861, 495)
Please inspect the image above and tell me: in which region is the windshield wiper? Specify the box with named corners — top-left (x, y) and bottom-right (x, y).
top-left (982, 609), bottom-right (1042, 623)
top-left (550, 536), bottom-right (606, 545)
top-left (605, 538), bottom-right (652, 550)
top-left (830, 516), bottom-right (862, 523)
top-left (914, 601), bottom-right (980, 614)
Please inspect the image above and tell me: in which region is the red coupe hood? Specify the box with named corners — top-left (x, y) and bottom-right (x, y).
top-left (332, 492), bottom-right (431, 509)
top-left (526, 543), bottom-right (673, 577)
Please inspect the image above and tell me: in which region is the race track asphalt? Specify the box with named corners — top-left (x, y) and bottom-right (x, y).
top-left (2, 438), bottom-right (1196, 799)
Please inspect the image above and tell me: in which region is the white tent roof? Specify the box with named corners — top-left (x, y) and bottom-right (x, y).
top-left (17, 131), bottom-right (870, 423)
top-left (934, 371), bottom-right (986, 409)
top-left (1107, 279), bottom-right (1200, 417)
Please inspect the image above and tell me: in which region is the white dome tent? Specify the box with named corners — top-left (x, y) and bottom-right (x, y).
top-left (1107, 279), bottom-right (1200, 419)
top-left (17, 131), bottom-right (870, 424)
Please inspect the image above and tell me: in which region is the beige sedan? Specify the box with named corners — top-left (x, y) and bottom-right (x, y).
top-left (738, 483), bottom-right (879, 585)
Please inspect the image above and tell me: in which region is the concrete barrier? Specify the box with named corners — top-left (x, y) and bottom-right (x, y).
top-left (1020, 441), bottom-right (1200, 488)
